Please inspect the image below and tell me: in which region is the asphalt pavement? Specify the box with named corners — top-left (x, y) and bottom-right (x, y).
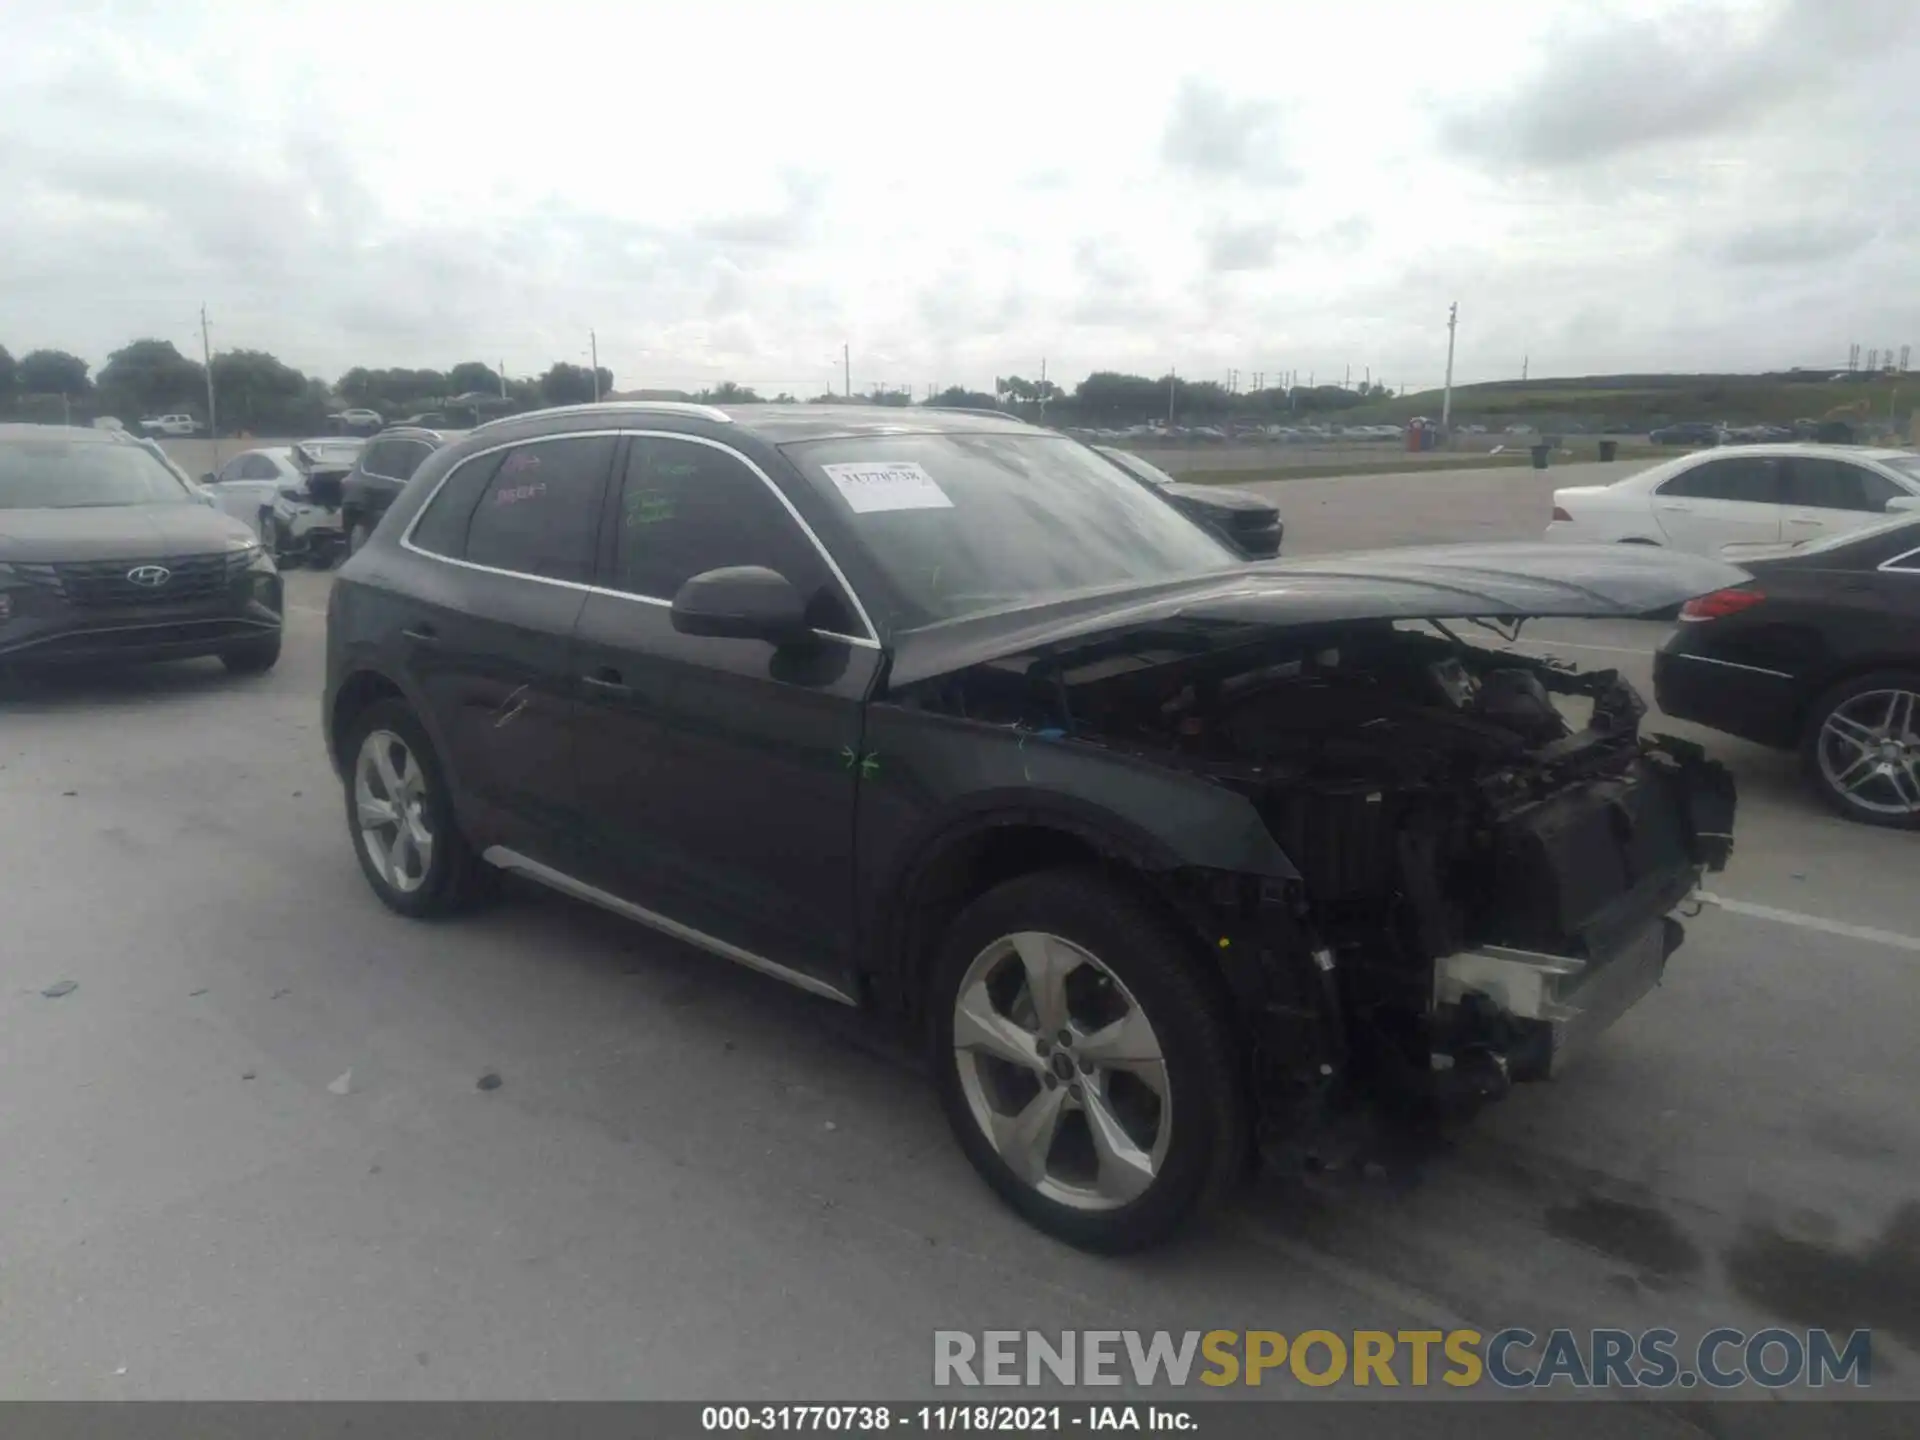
top-left (2, 463), bottom-right (1916, 1422)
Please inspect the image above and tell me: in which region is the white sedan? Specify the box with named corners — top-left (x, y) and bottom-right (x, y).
top-left (1546, 443), bottom-right (1920, 554)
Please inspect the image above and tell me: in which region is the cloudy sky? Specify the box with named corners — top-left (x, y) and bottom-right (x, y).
top-left (3, 0), bottom-right (1917, 397)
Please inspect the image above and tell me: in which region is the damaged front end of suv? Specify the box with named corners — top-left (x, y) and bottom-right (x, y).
top-left (884, 544), bottom-right (1741, 1188)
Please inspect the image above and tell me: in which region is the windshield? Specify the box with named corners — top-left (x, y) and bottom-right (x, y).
top-left (0, 437), bottom-right (196, 510)
top-left (785, 432), bottom-right (1237, 628)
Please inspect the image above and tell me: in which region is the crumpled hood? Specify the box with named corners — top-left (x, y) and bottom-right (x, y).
top-left (887, 541), bottom-right (1750, 687)
top-left (0, 503), bottom-right (256, 563)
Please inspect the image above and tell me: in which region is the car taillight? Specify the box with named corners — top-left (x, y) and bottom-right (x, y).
top-left (1552, 505), bottom-right (1574, 521)
top-left (1679, 586), bottom-right (1766, 622)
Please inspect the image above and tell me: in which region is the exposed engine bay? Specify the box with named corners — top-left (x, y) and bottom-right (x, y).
top-left (900, 617), bottom-right (1737, 1137)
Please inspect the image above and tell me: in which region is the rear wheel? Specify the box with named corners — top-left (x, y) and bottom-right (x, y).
top-left (1802, 672), bottom-right (1920, 829)
top-left (930, 868), bottom-right (1247, 1252)
top-left (342, 699), bottom-right (492, 916)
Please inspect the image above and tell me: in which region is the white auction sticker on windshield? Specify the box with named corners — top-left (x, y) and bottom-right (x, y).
top-left (821, 460), bottom-right (954, 514)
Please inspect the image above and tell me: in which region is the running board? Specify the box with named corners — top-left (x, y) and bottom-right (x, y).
top-left (480, 846), bottom-right (859, 1007)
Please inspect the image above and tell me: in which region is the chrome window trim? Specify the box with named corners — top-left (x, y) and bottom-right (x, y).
top-left (399, 428), bottom-right (881, 648)
top-left (473, 401), bottom-right (734, 432)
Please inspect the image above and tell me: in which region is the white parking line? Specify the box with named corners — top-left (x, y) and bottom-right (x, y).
top-left (1698, 892), bottom-right (1920, 954)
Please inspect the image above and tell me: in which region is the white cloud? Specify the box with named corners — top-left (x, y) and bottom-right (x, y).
top-left (0, 0), bottom-right (1916, 397)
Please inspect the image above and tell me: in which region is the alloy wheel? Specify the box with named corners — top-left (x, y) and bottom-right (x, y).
top-left (951, 931), bottom-right (1172, 1211)
top-left (353, 728), bottom-right (436, 893)
top-left (1816, 688), bottom-right (1920, 817)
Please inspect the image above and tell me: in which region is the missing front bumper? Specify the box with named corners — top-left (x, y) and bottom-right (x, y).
top-left (1432, 912), bottom-right (1684, 1084)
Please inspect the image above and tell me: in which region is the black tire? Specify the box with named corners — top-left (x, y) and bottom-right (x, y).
top-left (930, 867), bottom-right (1248, 1253)
top-left (340, 697), bottom-right (493, 917)
top-left (307, 537), bottom-right (339, 572)
top-left (1800, 670), bottom-right (1920, 830)
top-left (219, 632), bottom-right (281, 675)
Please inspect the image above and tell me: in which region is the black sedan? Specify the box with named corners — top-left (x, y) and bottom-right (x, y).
top-left (0, 424), bottom-right (283, 673)
top-left (1654, 514), bottom-right (1920, 827)
top-left (1092, 445), bottom-right (1282, 558)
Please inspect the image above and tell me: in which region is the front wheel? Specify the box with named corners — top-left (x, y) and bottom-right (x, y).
top-left (931, 868), bottom-right (1247, 1252)
top-left (341, 699), bottom-right (493, 916)
top-left (1802, 672), bottom-right (1920, 829)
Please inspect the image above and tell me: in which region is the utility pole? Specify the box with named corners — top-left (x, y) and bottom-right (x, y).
top-left (200, 303), bottom-right (219, 465)
top-left (498, 362), bottom-right (507, 399)
top-left (1441, 301), bottom-right (1459, 433)
top-left (1167, 369), bottom-right (1177, 428)
top-left (1522, 353), bottom-right (1529, 382)
top-left (590, 330), bottom-right (601, 401)
top-left (1344, 363), bottom-right (1351, 389)
top-left (843, 344), bottom-right (851, 399)
top-left (1040, 357), bottom-right (1047, 420)
top-left (1364, 364), bottom-right (1371, 391)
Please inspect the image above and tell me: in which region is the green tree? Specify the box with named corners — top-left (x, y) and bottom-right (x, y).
top-left (539, 362), bottom-right (601, 406)
top-left (211, 349), bottom-right (315, 435)
top-left (98, 338), bottom-right (206, 421)
top-left (770, 392), bottom-right (797, 404)
top-left (448, 361), bottom-right (502, 396)
top-left (697, 381), bottom-right (762, 403)
top-left (0, 344), bottom-right (16, 408)
top-left (18, 349), bottom-right (91, 398)
top-left (925, 386), bottom-right (1000, 410)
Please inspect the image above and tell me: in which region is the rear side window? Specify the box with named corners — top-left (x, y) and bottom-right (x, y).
top-left (411, 436), bottom-right (614, 583)
top-left (408, 452), bottom-right (507, 557)
top-left (1658, 457), bottom-right (1782, 503)
top-left (359, 440), bottom-right (402, 478)
top-left (1784, 459), bottom-right (1905, 513)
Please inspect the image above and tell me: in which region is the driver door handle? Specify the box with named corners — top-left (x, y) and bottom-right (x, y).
top-left (401, 624), bottom-right (439, 644)
top-left (582, 668), bottom-right (632, 698)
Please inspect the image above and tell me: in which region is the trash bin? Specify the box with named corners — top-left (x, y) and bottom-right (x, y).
top-left (1530, 444), bottom-right (1551, 470)
top-left (1598, 439), bottom-right (1619, 462)
top-left (1406, 422), bottom-right (1423, 453)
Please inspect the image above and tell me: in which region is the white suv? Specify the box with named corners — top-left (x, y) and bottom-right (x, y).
top-left (138, 414), bottom-right (199, 437)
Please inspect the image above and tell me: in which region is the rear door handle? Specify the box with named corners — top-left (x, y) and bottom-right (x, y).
top-left (581, 668), bottom-right (632, 698)
top-left (401, 624), bottom-right (439, 644)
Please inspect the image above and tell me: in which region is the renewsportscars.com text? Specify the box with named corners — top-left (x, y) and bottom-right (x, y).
top-left (933, 1328), bottom-right (1872, 1390)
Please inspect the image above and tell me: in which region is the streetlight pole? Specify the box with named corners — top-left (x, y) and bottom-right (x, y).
top-left (1441, 301), bottom-right (1459, 434)
top-left (200, 303), bottom-right (219, 466)
top-left (590, 330), bottom-right (600, 402)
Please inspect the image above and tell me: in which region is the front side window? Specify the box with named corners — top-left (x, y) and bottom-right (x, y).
top-left (782, 432), bottom-right (1236, 628)
top-left (0, 438), bottom-right (196, 509)
top-left (239, 453), bottom-right (283, 481)
top-left (606, 437), bottom-right (857, 632)
top-left (1784, 459), bottom-right (1905, 513)
top-left (1658, 457), bottom-right (1782, 504)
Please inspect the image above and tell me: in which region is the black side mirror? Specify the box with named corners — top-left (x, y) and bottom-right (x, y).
top-left (670, 566), bottom-right (812, 644)
top-left (201, 472), bottom-right (218, 485)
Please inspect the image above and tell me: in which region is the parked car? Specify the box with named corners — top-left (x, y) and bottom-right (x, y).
top-left (325, 402), bottom-right (1739, 1251)
top-left (0, 424), bottom-right (281, 673)
top-left (1655, 514), bottom-right (1920, 828)
top-left (328, 408), bottom-right (385, 437)
top-left (202, 446), bottom-right (305, 540)
top-left (339, 426), bottom-right (469, 556)
top-left (1648, 422), bottom-right (1724, 447)
top-left (268, 439), bottom-right (366, 569)
top-left (1092, 445), bottom-right (1282, 558)
top-left (138, 414), bottom-right (199, 437)
top-left (1546, 445), bottom-right (1920, 554)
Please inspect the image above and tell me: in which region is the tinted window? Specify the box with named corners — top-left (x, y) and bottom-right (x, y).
top-left (1784, 459), bottom-right (1905, 512)
top-left (460, 437), bottom-right (615, 582)
top-left (409, 451), bottom-right (507, 557)
top-left (392, 441), bottom-right (434, 479)
top-left (0, 438), bottom-right (195, 509)
top-left (607, 438), bottom-right (856, 631)
top-left (362, 439), bottom-right (425, 480)
top-left (1659, 457), bottom-right (1781, 503)
top-left (240, 452), bottom-right (283, 480)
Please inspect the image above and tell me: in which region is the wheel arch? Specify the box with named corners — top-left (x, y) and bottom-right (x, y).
top-left (1794, 658), bottom-right (1920, 741)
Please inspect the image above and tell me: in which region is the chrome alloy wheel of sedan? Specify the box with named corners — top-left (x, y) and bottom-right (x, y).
top-left (951, 931), bottom-right (1172, 1211)
top-left (1816, 687), bottom-right (1920, 817)
top-left (353, 729), bottom-right (436, 892)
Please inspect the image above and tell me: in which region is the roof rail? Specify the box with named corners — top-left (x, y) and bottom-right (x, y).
top-left (473, 400), bottom-right (734, 432)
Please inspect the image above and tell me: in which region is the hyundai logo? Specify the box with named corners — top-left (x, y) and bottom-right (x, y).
top-left (126, 565), bottom-right (172, 588)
